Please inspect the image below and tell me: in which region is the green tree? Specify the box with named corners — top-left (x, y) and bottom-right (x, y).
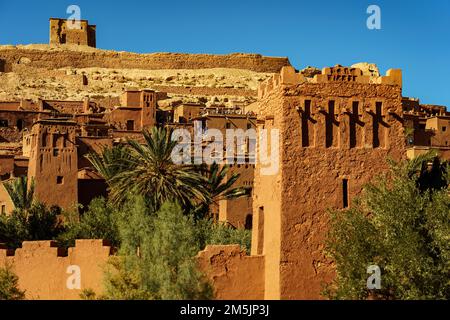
top-left (195, 217), bottom-right (251, 253)
top-left (325, 153), bottom-right (449, 300)
top-left (58, 197), bottom-right (121, 247)
top-left (0, 265), bottom-right (25, 300)
top-left (103, 198), bottom-right (213, 300)
top-left (0, 203), bottom-right (63, 249)
top-left (87, 127), bottom-right (209, 210)
top-left (195, 162), bottom-right (250, 219)
top-left (3, 176), bottom-right (35, 211)
top-left (85, 144), bottom-right (132, 182)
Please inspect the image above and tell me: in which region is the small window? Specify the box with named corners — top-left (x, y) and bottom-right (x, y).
top-left (0, 120), bottom-right (8, 127)
top-left (57, 176), bottom-right (64, 185)
top-left (245, 214), bottom-right (253, 230)
top-left (1, 205), bottom-right (5, 214)
top-left (342, 179), bottom-right (349, 208)
top-left (53, 149), bottom-right (60, 157)
top-left (352, 101), bottom-right (359, 115)
top-left (226, 122), bottom-right (231, 129)
top-left (126, 120), bottom-right (135, 131)
top-left (16, 119), bottom-right (23, 131)
top-left (376, 102), bottom-right (383, 115)
top-left (442, 126), bottom-right (447, 132)
top-left (247, 123), bottom-right (252, 129)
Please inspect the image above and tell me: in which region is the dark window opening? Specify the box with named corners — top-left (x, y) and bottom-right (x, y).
top-left (326, 101), bottom-right (335, 147)
top-left (41, 132), bottom-right (48, 147)
top-left (126, 120), bottom-right (134, 131)
top-left (342, 179), bottom-right (349, 208)
top-left (376, 101), bottom-right (383, 115)
top-left (247, 123), bottom-right (252, 130)
top-left (372, 102), bottom-right (382, 148)
top-left (245, 214), bottom-right (253, 230)
top-left (1, 205), bottom-right (5, 214)
top-left (53, 149), bottom-right (60, 157)
top-left (442, 126), bottom-right (447, 132)
top-left (201, 119), bottom-right (207, 131)
top-left (16, 119), bottom-right (23, 131)
top-left (301, 100), bottom-right (311, 147)
top-left (350, 102), bottom-right (359, 148)
top-left (53, 135), bottom-right (58, 148)
top-left (0, 120), bottom-right (8, 127)
top-left (226, 122), bottom-right (231, 129)
top-left (257, 206), bottom-right (264, 255)
top-left (57, 176), bottom-right (64, 185)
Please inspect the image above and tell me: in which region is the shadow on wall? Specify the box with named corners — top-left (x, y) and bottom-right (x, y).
top-left (0, 59), bottom-right (12, 73)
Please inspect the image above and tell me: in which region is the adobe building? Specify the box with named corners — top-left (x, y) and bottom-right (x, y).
top-left (106, 90), bottom-right (157, 131)
top-left (218, 163), bottom-right (254, 229)
top-left (49, 18), bottom-right (96, 47)
top-left (402, 98), bottom-right (450, 159)
top-left (190, 107), bottom-right (257, 228)
top-left (173, 103), bottom-right (204, 123)
top-left (251, 65), bottom-right (406, 299)
top-left (26, 119), bottom-right (80, 209)
top-left (0, 89), bottom-right (165, 212)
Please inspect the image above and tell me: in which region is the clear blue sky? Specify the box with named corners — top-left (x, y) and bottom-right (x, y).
top-left (0, 0), bottom-right (449, 107)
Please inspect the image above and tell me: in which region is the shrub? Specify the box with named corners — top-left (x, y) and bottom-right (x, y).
top-left (0, 266), bottom-right (25, 300)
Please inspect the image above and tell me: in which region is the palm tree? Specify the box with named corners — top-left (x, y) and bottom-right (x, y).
top-left (195, 162), bottom-right (250, 219)
top-left (86, 144), bottom-right (133, 181)
top-left (404, 150), bottom-right (448, 192)
top-left (3, 176), bottom-right (35, 212)
top-left (87, 127), bottom-right (209, 210)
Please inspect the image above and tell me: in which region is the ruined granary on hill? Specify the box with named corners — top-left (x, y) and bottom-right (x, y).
top-left (49, 18), bottom-right (96, 47)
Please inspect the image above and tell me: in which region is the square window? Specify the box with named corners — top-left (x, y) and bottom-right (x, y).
top-left (126, 120), bottom-right (134, 131)
top-left (57, 176), bottom-right (64, 185)
top-left (442, 126), bottom-right (447, 132)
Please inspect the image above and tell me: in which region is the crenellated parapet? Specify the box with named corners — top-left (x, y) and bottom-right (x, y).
top-left (258, 65), bottom-right (402, 99)
top-left (0, 240), bottom-right (113, 300)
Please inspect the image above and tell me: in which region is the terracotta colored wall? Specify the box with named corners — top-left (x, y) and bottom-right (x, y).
top-left (251, 88), bottom-right (283, 299)
top-left (0, 182), bottom-right (14, 214)
top-left (27, 121), bottom-right (79, 209)
top-left (41, 100), bottom-right (85, 114)
top-left (197, 245), bottom-right (264, 300)
top-left (0, 240), bottom-right (112, 300)
top-left (219, 165), bottom-right (254, 228)
top-left (426, 117), bottom-right (450, 147)
top-left (0, 242), bottom-right (263, 300)
top-left (255, 66), bottom-right (406, 300)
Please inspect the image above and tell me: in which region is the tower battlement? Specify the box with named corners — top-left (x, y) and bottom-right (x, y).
top-left (258, 65), bottom-right (402, 99)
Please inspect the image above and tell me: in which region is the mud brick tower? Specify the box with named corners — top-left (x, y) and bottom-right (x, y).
top-left (252, 65), bottom-right (406, 299)
top-left (27, 119), bottom-right (79, 209)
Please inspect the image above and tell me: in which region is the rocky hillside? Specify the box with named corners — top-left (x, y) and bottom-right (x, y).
top-left (0, 44), bottom-right (291, 108)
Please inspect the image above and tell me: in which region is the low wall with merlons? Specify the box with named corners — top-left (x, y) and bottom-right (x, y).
top-left (0, 240), bottom-right (112, 300)
top-left (0, 241), bottom-right (264, 300)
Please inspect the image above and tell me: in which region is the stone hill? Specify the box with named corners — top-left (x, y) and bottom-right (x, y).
top-left (0, 44), bottom-right (290, 108)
